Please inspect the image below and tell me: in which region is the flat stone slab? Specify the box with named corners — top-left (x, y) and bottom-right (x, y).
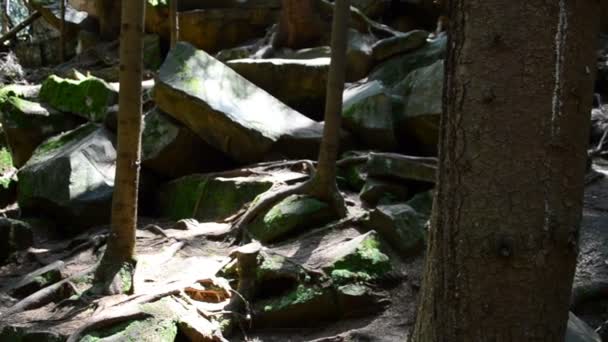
top-left (154, 42), bottom-right (325, 163)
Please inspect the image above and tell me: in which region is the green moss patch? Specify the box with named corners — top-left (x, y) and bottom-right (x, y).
top-left (326, 232), bottom-right (391, 285)
top-left (39, 75), bottom-right (117, 122)
top-left (80, 317), bottom-right (177, 342)
top-left (249, 195), bottom-right (335, 243)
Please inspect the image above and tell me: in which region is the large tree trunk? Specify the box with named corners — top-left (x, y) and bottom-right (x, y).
top-left (273, 0), bottom-right (324, 49)
top-left (309, 0), bottom-right (349, 215)
top-left (94, 0), bottom-right (145, 295)
top-left (412, 0), bottom-right (599, 341)
top-left (95, 0), bottom-right (121, 41)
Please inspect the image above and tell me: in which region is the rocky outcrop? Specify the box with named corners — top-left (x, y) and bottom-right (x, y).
top-left (154, 42), bottom-right (327, 163)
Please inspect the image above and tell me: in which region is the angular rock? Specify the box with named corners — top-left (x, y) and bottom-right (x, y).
top-left (566, 312), bottom-right (601, 342)
top-left (359, 177), bottom-right (409, 206)
top-left (142, 109), bottom-right (234, 179)
top-left (406, 190), bottom-right (433, 217)
top-left (366, 153), bottom-right (437, 184)
top-left (154, 42), bottom-right (326, 163)
top-left (249, 195), bottom-right (336, 243)
top-left (342, 80), bottom-right (401, 150)
top-left (39, 75), bottom-right (118, 123)
top-left (322, 231), bottom-right (392, 284)
top-left (364, 204), bottom-right (426, 258)
top-left (158, 173), bottom-right (295, 222)
top-left (0, 218), bottom-right (33, 264)
top-left (393, 60), bottom-right (443, 154)
top-left (227, 58), bottom-right (330, 120)
top-left (372, 30), bottom-right (430, 62)
top-left (0, 96), bottom-right (83, 167)
top-left (369, 34), bottom-right (446, 87)
top-left (18, 124), bottom-right (116, 230)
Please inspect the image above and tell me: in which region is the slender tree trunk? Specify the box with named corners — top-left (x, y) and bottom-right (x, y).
top-left (95, 0), bottom-right (121, 41)
top-left (412, 1), bottom-right (599, 341)
top-left (309, 0), bottom-right (349, 215)
top-left (94, 0), bottom-right (145, 295)
top-left (1, 0), bottom-right (9, 34)
top-left (169, 0), bottom-right (178, 49)
top-left (273, 0), bottom-right (324, 49)
top-left (59, 0), bottom-right (65, 62)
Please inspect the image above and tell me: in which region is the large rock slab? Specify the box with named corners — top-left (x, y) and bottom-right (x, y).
top-left (393, 60), bottom-right (443, 154)
top-left (342, 80), bottom-right (401, 150)
top-left (366, 153), bottom-right (437, 184)
top-left (369, 34), bottom-right (446, 88)
top-left (39, 75), bottom-right (118, 123)
top-left (142, 109), bottom-right (234, 179)
top-left (372, 30), bottom-right (430, 62)
top-left (0, 96), bottom-right (82, 167)
top-left (365, 204), bottom-right (426, 258)
top-left (154, 42), bottom-right (326, 163)
top-left (227, 58), bottom-right (330, 120)
top-left (18, 124), bottom-right (116, 230)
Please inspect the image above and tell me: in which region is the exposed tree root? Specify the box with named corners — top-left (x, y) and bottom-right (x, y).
top-left (66, 305), bottom-right (152, 342)
top-left (2, 266), bottom-right (96, 318)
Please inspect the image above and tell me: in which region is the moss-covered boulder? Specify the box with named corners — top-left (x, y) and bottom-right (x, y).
top-left (372, 30), bottom-right (430, 63)
top-left (366, 153), bottom-right (437, 184)
top-left (249, 195), bottom-right (336, 243)
top-left (254, 231), bottom-right (391, 327)
top-left (39, 75), bottom-right (118, 123)
top-left (342, 80), bottom-right (401, 150)
top-left (323, 231), bottom-right (392, 285)
top-left (158, 174), bottom-right (275, 222)
top-left (142, 109), bottom-right (234, 179)
top-left (364, 204), bottom-right (426, 258)
top-left (227, 58), bottom-right (329, 120)
top-left (393, 60), bottom-right (444, 154)
top-left (359, 177), bottom-right (409, 206)
top-left (17, 124), bottom-right (116, 230)
top-left (0, 219), bottom-right (33, 264)
top-left (154, 42), bottom-right (326, 163)
top-left (369, 34), bottom-right (446, 88)
top-left (0, 96), bottom-right (83, 167)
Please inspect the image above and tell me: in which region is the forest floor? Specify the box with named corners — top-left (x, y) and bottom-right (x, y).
top-left (0, 161), bottom-right (606, 341)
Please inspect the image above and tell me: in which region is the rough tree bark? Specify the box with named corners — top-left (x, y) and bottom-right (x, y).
top-left (273, 0), bottom-right (324, 49)
top-left (412, 1), bottom-right (599, 341)
top-left (94, 0), bottom-right (146, 295)
top-left (95, 0), bottom-right (121, 41)
top-left (169, 0), bottom-right (178, 48)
